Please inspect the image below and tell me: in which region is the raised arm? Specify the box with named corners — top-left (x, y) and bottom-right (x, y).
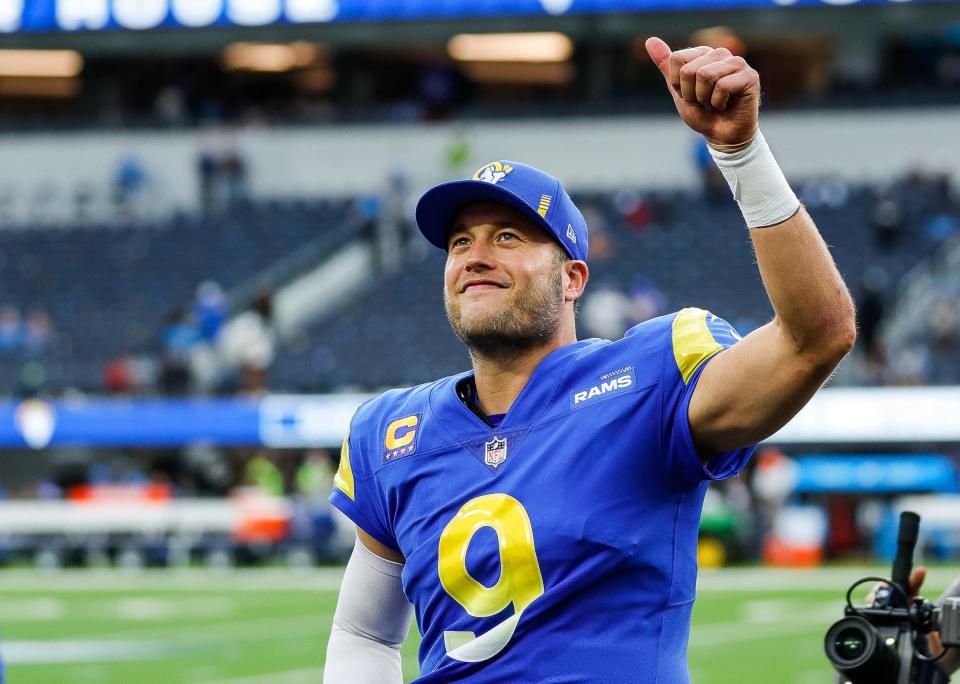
top-left (645, 37), bottom-right (856, 455)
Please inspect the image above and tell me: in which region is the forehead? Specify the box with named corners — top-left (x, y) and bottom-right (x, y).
top-left (449, 202), bottom-right (547, 238)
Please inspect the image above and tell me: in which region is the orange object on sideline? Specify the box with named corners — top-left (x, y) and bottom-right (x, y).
top-left (67, 483), bottom-right (172, 503)
top-left (231, 489), bottom-right (291, 543)
top-left (762, 537), bottom-right (823, 567)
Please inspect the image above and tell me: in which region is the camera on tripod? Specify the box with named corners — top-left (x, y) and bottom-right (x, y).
top-left (825, 512), bottom-right (960, 684)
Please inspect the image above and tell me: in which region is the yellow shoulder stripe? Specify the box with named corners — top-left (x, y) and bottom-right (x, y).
top-left (672, 307), bottom-right (723, 385)
top-left (333, 431), bottom-right (356, 501)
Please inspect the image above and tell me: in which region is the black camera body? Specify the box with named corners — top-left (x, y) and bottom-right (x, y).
top-left (825, 512), bottom-right (960, 684)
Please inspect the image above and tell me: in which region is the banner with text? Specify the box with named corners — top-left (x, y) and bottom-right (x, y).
top-left (0, 0), bottom-right (952, 34)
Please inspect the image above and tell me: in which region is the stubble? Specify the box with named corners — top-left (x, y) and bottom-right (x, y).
top-left (444, 260), bottom-right (565, 363)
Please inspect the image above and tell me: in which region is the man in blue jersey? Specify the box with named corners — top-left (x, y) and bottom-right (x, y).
top-left (325, 38), bottom-right (857, 682)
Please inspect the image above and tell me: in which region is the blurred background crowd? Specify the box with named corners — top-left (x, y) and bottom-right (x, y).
top-left (0, 2), bottom-right (958, 576)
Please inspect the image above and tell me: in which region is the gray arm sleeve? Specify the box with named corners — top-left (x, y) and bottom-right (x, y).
top-left (323, 538), bottom-right (414, 684)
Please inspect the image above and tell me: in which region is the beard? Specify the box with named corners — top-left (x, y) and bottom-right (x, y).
top-left (444, 265), bottom-right (565, 362)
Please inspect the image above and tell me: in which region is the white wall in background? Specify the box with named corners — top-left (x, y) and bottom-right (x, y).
top-left (0, 107), bottom-right (956, 225)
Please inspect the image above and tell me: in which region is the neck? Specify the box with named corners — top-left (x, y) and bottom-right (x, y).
top-left (469, 322), bottom-right (577, 416)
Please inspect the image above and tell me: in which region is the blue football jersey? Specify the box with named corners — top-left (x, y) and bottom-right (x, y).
top-left (330, 307), bottom-right (755, 683)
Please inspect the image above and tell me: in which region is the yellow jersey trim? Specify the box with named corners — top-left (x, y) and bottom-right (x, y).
top-left (672, 307), bottom-right (724, 385)
top-left (333, 431), bottom-right (356, 501)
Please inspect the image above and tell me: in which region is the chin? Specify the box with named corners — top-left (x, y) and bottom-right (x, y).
top-left (459, 299), bottom-right (506, 323)
top-left (456, 313), bottom-right (501, 337)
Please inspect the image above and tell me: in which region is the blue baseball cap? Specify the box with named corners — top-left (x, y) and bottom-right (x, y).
top-left (415, 160), bottom-right (589, 262)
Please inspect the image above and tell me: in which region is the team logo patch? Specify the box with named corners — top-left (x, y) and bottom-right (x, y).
top-left (473, 161), bottom-right (513, 185)
top-left (570, 367), bottom-right (636, 409)
top-left (384, 413), bottom-right (420, 461)
top-left (484, 436), bottom-right (508, 468)
top-left (566, 224), bottom-right (577, 244)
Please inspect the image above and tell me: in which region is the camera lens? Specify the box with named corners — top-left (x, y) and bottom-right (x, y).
top-left (833, 627), bottom-right (867, 661)
top-left (824, 616), bottom-right (900, 683)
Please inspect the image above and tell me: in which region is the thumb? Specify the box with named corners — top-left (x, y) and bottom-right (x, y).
top-left (909, 566), bottom-right (927, 597)
top-left (645, 36), bottom-right (672, 81)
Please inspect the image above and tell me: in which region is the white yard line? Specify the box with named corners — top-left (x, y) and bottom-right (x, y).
top-left (0, 597), bottom-right (65, 620)
top-left (89, 613), bottom-right (330, 643)
top-left (202, 667), bottom-right (327, 684)
top-left (0, 567), bottom-right (345, 592)
top-left (3, 639), bottom-right (190, 664)
top-left (696, 566), bottom-right (959, 591)
top-left (1, 566), bottom-right (957, 594)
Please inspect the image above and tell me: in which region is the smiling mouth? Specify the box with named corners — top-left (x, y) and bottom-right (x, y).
top-left (461, 281), bottom-right (507, 293)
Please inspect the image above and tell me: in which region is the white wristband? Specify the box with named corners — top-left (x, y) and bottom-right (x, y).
top-left (708, 130), bottom-right (800, 229)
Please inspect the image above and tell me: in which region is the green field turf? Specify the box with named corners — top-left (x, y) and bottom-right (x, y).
top-left (1, 566), bottom-right (956, 683)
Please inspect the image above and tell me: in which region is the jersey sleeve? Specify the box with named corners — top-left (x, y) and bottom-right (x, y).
top-left (329, 418), bottom-right (401, 553)
top-left (659, 307), bottom-right (756, 490)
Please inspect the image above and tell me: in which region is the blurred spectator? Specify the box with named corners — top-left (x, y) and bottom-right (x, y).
top-left (871, 189), bottom-right (905, 251)
top-left (112, 155), bottom-right (147, 219)
top-left (925, 207), bottom-right (959, 243)
top-left (103, 358), bottom-right (136, 395)
top-left (35, 478), bottom-right (61, 500)
top-left (613, 189), bottom-right (653, 232)
top-left (856, 266), bottom-right (889, 359)
top-left (291, 450), bottom-right (337, 559)
top-left (0, 306), bottom-right (22, 353)
top-left (161, 308), bottom-right (199, 354)
top-left (929, 291), bottom-right (959, 351)
top-left (296, 451), bottom-right (335, 499)
top-left (798, 177), bottom-right (850, 210)
top-left (198, 150), bottom-right (219, 212)
top-left (581, 280), bottom-right (631, 340)
top-left (354, 193), bottom-right (383, 268)
top-left (22, 309), bottom-right (53, 356)
top-left (693, 137), bottom-right (729, 204)
top-left (221, 150), bottom-right (248, 207)
top-left (886, 344), bottom-right (931, 386)
top-left (751, 447), bottom-right (798, 560)
top-left (154, 84), bottom-right (187, 127)
top-left (30, 180), bottom-right (58, 223)
top-left (160, 308), bottom-right (199, 395)
top-left (218, 292), bottom-right (276, 394)
top-left (245, 451), bottom-right (284, 496)
top-left (376, 168), bottom-right (413, 269)
top-left (194, 280), bottom-right (227, 343)
top-left (858, 341), bottom-right (889, 386)
top-left (73, 182), bottom-right (95, 221)
top-left (627, 275), bottom-right (666, 325)
top-left (196, 143), bottom-right (249, 212)
top-left (580, 205), bottom-right (612, 261)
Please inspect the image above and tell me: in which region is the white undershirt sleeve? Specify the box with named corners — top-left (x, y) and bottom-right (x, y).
top-left (323, 538), bottom-right (414, 684)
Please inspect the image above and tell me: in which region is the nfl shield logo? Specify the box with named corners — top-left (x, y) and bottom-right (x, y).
top-left (484, 436), bottom-right (508, 468)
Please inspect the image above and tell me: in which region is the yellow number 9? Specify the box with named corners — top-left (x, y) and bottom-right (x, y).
top-left (437, 493), bottom-right (544, 662)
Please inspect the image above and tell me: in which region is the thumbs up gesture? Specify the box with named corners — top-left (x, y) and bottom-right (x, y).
top-left (645, 36), bottom-right (760, 152)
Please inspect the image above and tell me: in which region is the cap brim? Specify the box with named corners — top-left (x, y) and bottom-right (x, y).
top-left (415, 180), bottom-right (553, 252)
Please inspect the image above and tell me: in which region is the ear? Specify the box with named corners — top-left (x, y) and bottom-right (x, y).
top-left (564, 260), bottom-right (589, 303)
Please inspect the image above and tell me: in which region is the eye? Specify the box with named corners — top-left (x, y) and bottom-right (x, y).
top-left (449, 236), bottom-right (470, 249)
top-left (496, 231), bottom-right (518, 242)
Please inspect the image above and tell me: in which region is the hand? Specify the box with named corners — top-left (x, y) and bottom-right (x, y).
top-left (875, 567), bottom-right (960, 676)
top-left (934, 577), bottom-right (960, 676)
top-left (863, 566), bottom-right (926, 606)
top-left (644, 36), bottom-right (760, 151)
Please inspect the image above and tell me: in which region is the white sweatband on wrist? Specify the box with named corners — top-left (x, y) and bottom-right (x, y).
top-left (708, 130), bottom-right (801, 229)
top-left (323, 538), bottom-right (414, 684)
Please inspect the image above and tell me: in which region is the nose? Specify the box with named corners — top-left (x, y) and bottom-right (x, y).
top-left (462, 240), bottom-right (496, 273)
